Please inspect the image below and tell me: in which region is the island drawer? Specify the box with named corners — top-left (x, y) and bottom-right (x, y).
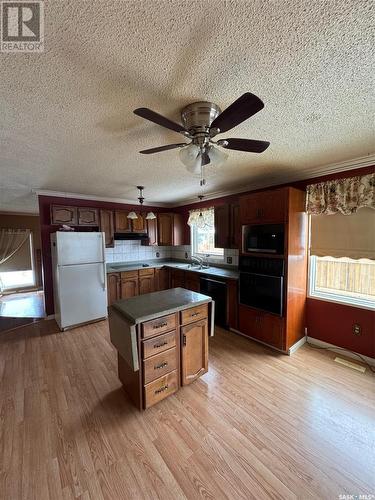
top-left (144, 370), bottom-right (178, 409)
top-left (142, 313), bottom-right (177, 339)
top-left (142, 330), bottom-right (177, 359)
top-left (143, 347), bottom-right (177, 384)
top-left (181, 304), bottom-right (208, 325)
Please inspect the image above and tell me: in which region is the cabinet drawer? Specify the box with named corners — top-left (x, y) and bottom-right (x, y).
top-left (139, 267), bottom-right (155, 277)
top-left (121, 270), bottom-right (139, 279)
top-left (142, 313), bottom-right (177, 339)
top-left (143, 347), bottom-right (177, 384)
top-left (142, 330), bottom-right (177, 359)
top-left (181, 304), bottom-right (208, 325)
top-left (144, 370), bottom-right (178, 408)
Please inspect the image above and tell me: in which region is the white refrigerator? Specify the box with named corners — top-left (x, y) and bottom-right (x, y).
top-left (51, 232), bottom-right (107, 330)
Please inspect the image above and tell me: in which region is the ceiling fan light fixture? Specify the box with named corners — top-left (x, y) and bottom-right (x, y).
top-left (208, 145), bottom-right (228, 167)
top-left (185, 154), bottom-right (203, 174)
top-left (179, 143), bottom-right (200, 169)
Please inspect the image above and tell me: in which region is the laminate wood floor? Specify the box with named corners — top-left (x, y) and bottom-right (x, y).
top-left (0, 319), bottom-right (374, 500)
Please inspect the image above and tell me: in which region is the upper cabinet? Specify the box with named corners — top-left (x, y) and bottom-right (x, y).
top-left (131, 213), bottom-right (147, 233)
top-left (51, 205), bottom-right (78, 225)
top-left (158, 213), bottom-right (183, 246)
top-left (214, 203), bottom-right (240, 249)
top-left (145, 217), bottom-right (158, 246)
top-left (77, 208), bottom-right (99, 226)
top-left (115, 211), bottom-right (132, 233)
top-left (240, 189), bottom-right (287, 224)
top-left (100, 209), bottom-right (115, 248)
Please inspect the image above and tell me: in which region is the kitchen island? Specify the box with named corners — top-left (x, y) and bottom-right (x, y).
top-left (109, 287), bottom-right (214, 410)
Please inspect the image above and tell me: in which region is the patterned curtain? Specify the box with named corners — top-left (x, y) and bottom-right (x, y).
top-left (306, 173), bottom-right (375, 215)
top-left (187, 207), bottom-right (214, 229)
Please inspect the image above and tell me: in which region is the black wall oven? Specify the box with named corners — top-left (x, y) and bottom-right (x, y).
top-left (239, 256), bottom-right (285, 316)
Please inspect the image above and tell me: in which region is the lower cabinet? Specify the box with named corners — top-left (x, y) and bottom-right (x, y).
top-left (185, 271), bottom-right (200, 292)
top-left (120, 271), bottom-right (139, 298)
top-left (171, 269), bottom-right (185, 288)
top-left (155, 268), bottom-right (170, 291)
top-left (238, 304), bottom-right (284, 350)
top-left (139, 275), bottom-right (154, 295)
top-left (107, 273), bottom-right (120, 306)
top-left (181, 319), bottom-right (208, 385)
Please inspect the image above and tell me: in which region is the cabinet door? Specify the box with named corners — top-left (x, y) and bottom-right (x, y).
top-left (214, 205), bottom-right (230, 248)
top-left (100, 209), bottom-right (115, 248)
top-left (173, 214), bottom-right (183, 246)
top-left (107, 273), bottom-right (120, 305)
top-left (230, 203), bottom-right (241, 249)
top-left (121, 277), bottom-right (139, 298)
top-left (51, 205), bottom-right (77, 225)
top-left (139, 276), bottom-right (154, 295)
top-left (185, 271), bottom-right (200, 292)
top-left (240, 189), bottom-right (287, 224)
top-left (146, 217), bottom-right (158, 246)
top-left (171, 269), bottom-right (185, 288)
top-left (115, 211), bottom-right (132, 233)
top-left (238, 305), bottom-right (262, 339)
top-left (132, 213), bottom-right (147, 233)
top-left (181, 319), bottom-right (208, 385)
top-left (158, 214), bottom-right (173, 246)
top-left (260, 313), bottom-right (284, 350)
top-left (78, 208), bottom-right (99, 226)
top-left (155, 268), bottom-right (170, 291)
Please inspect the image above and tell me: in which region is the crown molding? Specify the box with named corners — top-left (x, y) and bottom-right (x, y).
top-left (173, 154), bottom-right (375, 206)
top-left (33, 189), bottom-right (171, 208)
top-left (0, 210), bottom-right (39, 216)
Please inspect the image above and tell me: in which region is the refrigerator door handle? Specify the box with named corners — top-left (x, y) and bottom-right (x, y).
top-left (101, 233), bottom-right (107, 291)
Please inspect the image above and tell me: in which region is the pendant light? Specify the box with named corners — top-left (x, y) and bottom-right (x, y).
top-left (127, 186), bottom-right (156, 220)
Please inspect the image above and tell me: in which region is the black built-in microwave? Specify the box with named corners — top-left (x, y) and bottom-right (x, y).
top-left (242, 223), bottom-right (285, 255)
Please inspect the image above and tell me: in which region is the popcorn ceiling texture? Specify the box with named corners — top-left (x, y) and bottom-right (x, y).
top-left (0, 0), bottom-right (374, 213)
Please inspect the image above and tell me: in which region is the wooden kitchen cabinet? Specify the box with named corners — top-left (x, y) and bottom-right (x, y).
top-left (132, 213), bottom-right (147, 233)
top-left (170, 269), bottom-right (185, 288)
top-left (238, 305), bottom-right (284, 350)
top-left (181, 318), bottom-right (208, 385)
top-left (214, 203), bottom-right (240, 249)
top-left (145, 217), bottom-right (158, 246)
top-left (120, 271), bottom-right (139, 298)
top-left (51, 205), bottom-right (77, 225)
top-left (139, 275), bottom-right (155, 295)
top-left (185, 271), bottom-right (200, 292)
top-left (115, 210), bottom-right (132, 232)
top-left (158, 213), bottom-right (183, 246)
top-left (100, 209), bottom-right (115, 248)
top-left (77, 207), bottom-right (99, 226)
top-left (107, 273), bottom-right (120, 306)
top-left (155, 268), bottom-right (170, 291)
top-left (240, 189), bottom-right (287, 224)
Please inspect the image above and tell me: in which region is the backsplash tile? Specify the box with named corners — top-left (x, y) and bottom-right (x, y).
top-left (105, 241), bottom-right (172, 263)
top-left (171, 245), bottom-right (238, 267)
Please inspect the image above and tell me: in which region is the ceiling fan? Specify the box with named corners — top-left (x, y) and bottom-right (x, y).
top-left (133, 93), bottom-right (270, 173)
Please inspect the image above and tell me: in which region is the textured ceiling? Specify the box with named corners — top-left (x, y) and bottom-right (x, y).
top-left (0, 0), bottom-right (374, 213)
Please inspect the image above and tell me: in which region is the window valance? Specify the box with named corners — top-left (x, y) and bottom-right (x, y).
top-left (306, 173), bottom-right (375, 215)
top-left (187, 207), bottom-right (214, 229)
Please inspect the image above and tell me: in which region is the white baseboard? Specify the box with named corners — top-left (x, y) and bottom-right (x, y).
top-left (45, 314), bottom-right (55, 320)
top-left (288, 336), bottom-right (307, 355)
top-left (307, 336), bottom-right (375, 367)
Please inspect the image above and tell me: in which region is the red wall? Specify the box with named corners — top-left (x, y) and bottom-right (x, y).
top-left (307, 298), bottom-right (375, 358)
top-left (38, 195), bottom-right (166, 316)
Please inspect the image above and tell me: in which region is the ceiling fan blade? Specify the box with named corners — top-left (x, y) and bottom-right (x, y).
top-left (218, 138), bottom-right (270, 153)
top-left (134, 108), bottom-right (187, 134)
top-left (201, 151), bottom-right (210, 166)
top-left (210, 93), bottom-right (264, 133)
top-left (139, 143), bottom-right (188, 154)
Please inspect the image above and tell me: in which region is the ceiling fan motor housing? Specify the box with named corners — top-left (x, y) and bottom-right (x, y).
top-left (181, 102), bottom-right (222, 145)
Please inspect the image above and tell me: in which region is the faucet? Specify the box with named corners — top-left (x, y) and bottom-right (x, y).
top-left (202, 254), bottom-right (210, 268)
top-left (191, 256), bottom-right (203, 267)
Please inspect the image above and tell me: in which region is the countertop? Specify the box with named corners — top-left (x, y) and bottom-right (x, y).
top-left (106, 259), bottom-right (239, 280)
top-left (112, 287), bottom-right (212, 324)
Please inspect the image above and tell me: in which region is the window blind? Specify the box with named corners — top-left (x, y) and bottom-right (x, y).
top-left (0, 233), bottom-right (33, 272)
top-left (310, 207), bottom-right (375, 260)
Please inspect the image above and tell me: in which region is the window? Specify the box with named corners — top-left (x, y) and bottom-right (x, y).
top-left (0, 233), bottom-right (36, 292)
top-left (309, 256), bottom-right (375, 309)
top-left (189, 208), bottom-right (224, 260)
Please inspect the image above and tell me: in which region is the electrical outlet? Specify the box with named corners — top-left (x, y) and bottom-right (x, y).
top-left (352, 323), bottom-right (361, 335)
top-left (227, 256), bottom-right (233, 264)
top-left (185, 252), bottom-right (188, 259)
top-left (156, 252), bottom-right (160, 258)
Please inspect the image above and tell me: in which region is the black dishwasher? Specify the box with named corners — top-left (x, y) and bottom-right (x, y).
top-left (200, 277), bottom-right (227, 327)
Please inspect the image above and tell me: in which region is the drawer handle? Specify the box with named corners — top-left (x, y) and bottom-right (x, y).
top-left (154, 362), bottom-right (168, 370)
top-left (153, 322), bottom-right (168, 329)
top-left (154, 341), bottom-right (168, 349)
top-left (191, 312), bottom-right (200, 317)
top-left (155, 384), bottom-right (168, 394)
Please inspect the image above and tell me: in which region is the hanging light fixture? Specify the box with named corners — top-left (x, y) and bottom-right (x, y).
top-left (127, 186), bottom-right (156, 220)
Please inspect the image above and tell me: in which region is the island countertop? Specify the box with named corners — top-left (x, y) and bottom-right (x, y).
top-left (112, 287), bottom-right (213, 325)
